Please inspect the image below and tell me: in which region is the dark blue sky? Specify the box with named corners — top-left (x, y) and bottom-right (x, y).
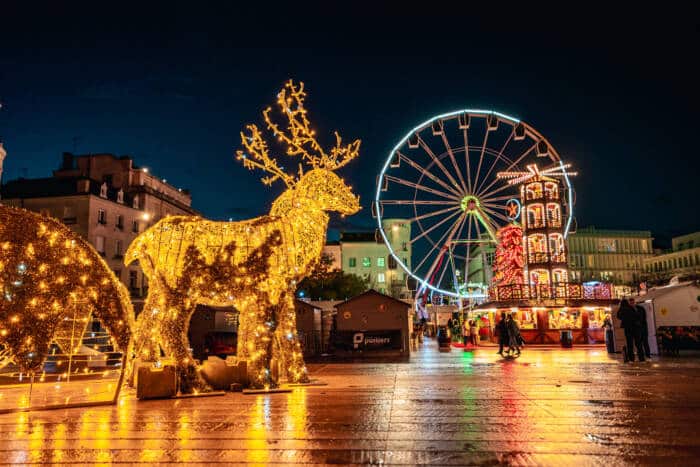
top-left (1, 3), bottom-right (698, 247)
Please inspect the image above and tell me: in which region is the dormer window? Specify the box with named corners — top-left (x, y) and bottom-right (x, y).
top-left (100, 182), bottom-right (108, 198)
top-left (132, 195), bottom-right (139, 209)
top-left (117, 189), bottom-right (124, 204)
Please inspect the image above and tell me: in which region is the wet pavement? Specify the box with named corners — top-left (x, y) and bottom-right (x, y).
top-left (2, 340), bottom-right (700, 465)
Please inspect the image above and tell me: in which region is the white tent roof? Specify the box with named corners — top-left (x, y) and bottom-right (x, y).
top-left (635, 281), bottom-right (699, 302)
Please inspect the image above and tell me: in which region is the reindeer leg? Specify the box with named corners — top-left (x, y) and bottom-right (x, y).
top-left (159, 298), bottom-right (209, 394)
top-left (241, 300), bottom-right (278, 389)
top-left (275, 293), bottom-right (309, 383)
top-left (128, 289), bottom-right (163, 385)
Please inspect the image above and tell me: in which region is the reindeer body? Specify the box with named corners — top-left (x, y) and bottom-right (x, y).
top-left (126, 196), bottom-right (331, 388)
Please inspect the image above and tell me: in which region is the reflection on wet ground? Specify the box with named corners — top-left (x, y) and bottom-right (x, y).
top-left (2, 341), bottom-right (700, 464)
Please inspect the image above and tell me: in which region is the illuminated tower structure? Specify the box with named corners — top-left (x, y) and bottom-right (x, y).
top-left (521, 168), bottom-right (568, 291)
top-left (497, 163), bottom-right (577, 295)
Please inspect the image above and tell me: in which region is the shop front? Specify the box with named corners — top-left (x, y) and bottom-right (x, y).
top-left (482, 304), bottom-right (612, 345)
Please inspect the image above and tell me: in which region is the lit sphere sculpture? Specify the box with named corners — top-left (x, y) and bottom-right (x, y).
top-left (0, 205), bottom-right (133, 374)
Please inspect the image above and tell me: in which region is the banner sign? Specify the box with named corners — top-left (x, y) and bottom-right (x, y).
top-left (334, 330), bottom-right (403, 351)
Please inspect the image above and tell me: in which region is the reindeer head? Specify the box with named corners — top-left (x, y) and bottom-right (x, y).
top-left (235, 80), bottom-right (361, 215)
top-left (295, 169), bottom-right (360, 215)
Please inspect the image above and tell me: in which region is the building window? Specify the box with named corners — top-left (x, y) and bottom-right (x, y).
top-left (63, 206), bottom-right (77, 224)
top-left (362, 257), bottom-right (371, 267)
top-left (129, 270), bottom-right (138, 290)
top-left (348, 257), bottom-right (356, 268)
top-left (117, 189), bottom-right (124, 204)
top-left (377, 257), bottom-right (385, 267)
top-left (401, 241), bottom-right (408, 251)
top-left (39, 208), bottom-right (51, 217)
top-left (95, 236), bottom-right (105, 255)
top-left (132, 220), bottom-right (140, 233)
top-left (378, 272), bottom-right (386, 283)
top-left (115, 240), bottom-right (123, 258)
top-left (388, 256), bottom-right (397, 269)
top-left (403, 257), bottom-right (408, 266)
top-left (97, 209), bottom-right (107, 225)
top-left (116, 214), bottom-right (124, 230)
top-left (99, 182), bottom-right (108, 198)
top-left (113, 269), bottom-right (121, 280)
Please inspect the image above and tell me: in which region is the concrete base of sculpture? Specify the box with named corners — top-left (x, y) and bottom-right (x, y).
top-left (199, 356), bottom-right (248, 390)
top-left (136, 364), bottom-right (177, 400)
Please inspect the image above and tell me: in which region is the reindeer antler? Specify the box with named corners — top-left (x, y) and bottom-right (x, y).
top-left (236, 80), bottom-right (360, 186)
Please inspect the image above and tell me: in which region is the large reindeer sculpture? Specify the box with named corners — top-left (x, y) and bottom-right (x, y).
top-left (126, 80), bottom-right (360, 390)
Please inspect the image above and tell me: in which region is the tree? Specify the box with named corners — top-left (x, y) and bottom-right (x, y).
top-left (296, 253), bottom-right (369, 300)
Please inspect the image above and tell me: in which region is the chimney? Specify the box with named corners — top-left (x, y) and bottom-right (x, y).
top-left (62, 152), bottom-right (75, 170)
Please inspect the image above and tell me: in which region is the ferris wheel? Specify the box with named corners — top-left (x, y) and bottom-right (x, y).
top-left (374, 110), bottom-right (574, 299)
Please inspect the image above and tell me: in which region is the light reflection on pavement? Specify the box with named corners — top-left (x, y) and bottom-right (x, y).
top-left (1, 340), bottom-right (700, 465)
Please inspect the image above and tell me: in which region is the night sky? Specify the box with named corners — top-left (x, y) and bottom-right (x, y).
top-left (1, 3), bottom-right (698, 247)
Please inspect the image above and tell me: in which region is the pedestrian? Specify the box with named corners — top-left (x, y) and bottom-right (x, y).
top-left (506, 314), bottom-right (522, 356)
top-left (630, 298), bottom-right (651, 359)
top-left (616, 298), bottom-right (645, 362)
top-left (496, 312), bottom-right (509, 355)
top-left (462, 319), bottom-right (470, 346)
top-left (470, 319), bottom-right (479, 346)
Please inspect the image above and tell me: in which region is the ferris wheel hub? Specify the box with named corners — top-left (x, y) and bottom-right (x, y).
top-left (460, 195), bottom-right (481, 212)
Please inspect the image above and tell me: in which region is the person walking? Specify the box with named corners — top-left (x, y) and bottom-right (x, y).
top-left (462, 319), bottom-right (470, 346)
top-left (617, 298), bottom-right (645, 362)
top-left (497, 312), bottom-right (509, 355)
top-left (630, 298), bottom-right (651, 359)
top-left (470, 319), bottom-right (479, 346)
top-left (506, 314), bottom-right (522, 356)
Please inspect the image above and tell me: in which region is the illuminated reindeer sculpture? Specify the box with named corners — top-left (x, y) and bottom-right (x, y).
top-left (126, 80), bottom-right (360, 390)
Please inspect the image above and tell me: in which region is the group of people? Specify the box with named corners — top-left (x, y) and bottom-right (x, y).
top-left (616, 297), bottom-right (651, 362)
top-left (461, 319), bottom-right (479, 346)
top-left (496, 313), bottom-right (524, 357)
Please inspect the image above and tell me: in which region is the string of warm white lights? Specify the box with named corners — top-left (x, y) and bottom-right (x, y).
top-left (498, 163), bottom-right (578, 186)
top-left (127, 80), bottom-right (361, 390)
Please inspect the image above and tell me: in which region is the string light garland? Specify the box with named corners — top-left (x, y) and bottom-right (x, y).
top-left (0, 205), bottom-right (132, 375)
top-left (127, 79), bottom-right (361, 390)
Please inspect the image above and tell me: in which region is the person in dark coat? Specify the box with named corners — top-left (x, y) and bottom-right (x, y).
top-left (496, 312), bottom-right (509, 355)
top-left (616, 298), bottom-right (645, 362)
top-left (506, 314), bottom-right (522, 356)
top-left (630, 298), bottom-right (651, 359)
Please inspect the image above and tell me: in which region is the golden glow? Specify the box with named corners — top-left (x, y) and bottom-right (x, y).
top-left (126, 80), bottom-right (360, 390)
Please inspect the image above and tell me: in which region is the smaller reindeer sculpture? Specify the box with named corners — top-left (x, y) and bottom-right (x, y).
top-left (126, 80), bottom-right (360, 390)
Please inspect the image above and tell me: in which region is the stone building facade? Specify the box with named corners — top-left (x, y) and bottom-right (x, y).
top-left (1, 153), bottom-right (198, 297)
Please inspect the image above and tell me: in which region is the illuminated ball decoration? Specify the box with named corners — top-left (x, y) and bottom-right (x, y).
top-left (126, 79), bottom-right (361, 390)
top-left (494, 224), bottom-right (525, 286)
top-left (0, 205), bottom-right (133, 374)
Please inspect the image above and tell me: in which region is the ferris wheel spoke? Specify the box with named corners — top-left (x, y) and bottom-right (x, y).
top-left (481, 205), bottom-right (511, 224)
top-left (384, 175), bottom-right (461, 201)
top-left (413, 217), bottom-right (460, 274)
top-left (462, 127), bottom-right (473, 193)
top-left (475, 128), bottom-right (515, 195)
top-left (417, 135), bottom-right (464, 194)
top-left (439, 132), bottom-right (468, 193)
top-left (471, 128), bottom-right (491, 197)
top-left (463, 215), bottom-right (474, 280)
top-left (482, 194), bottom-right (517, 204)
top-left (477, 140), bottom-right (538, 197)
top-left (426, 213), bottom-right (466, 288)
top-left (407, 205), bottom-right (462, 224)
top-left (381, 199), bottom-right (457, 206)
top-left (410, 208), bottom-right (463, 245)
top-left (397, 151), bottom-right (463, 197)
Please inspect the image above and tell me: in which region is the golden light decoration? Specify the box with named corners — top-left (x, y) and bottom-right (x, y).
top-left (0, 205), bottom-right (133, 375)
top-left (126, 79), bottom-right (361, 390)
